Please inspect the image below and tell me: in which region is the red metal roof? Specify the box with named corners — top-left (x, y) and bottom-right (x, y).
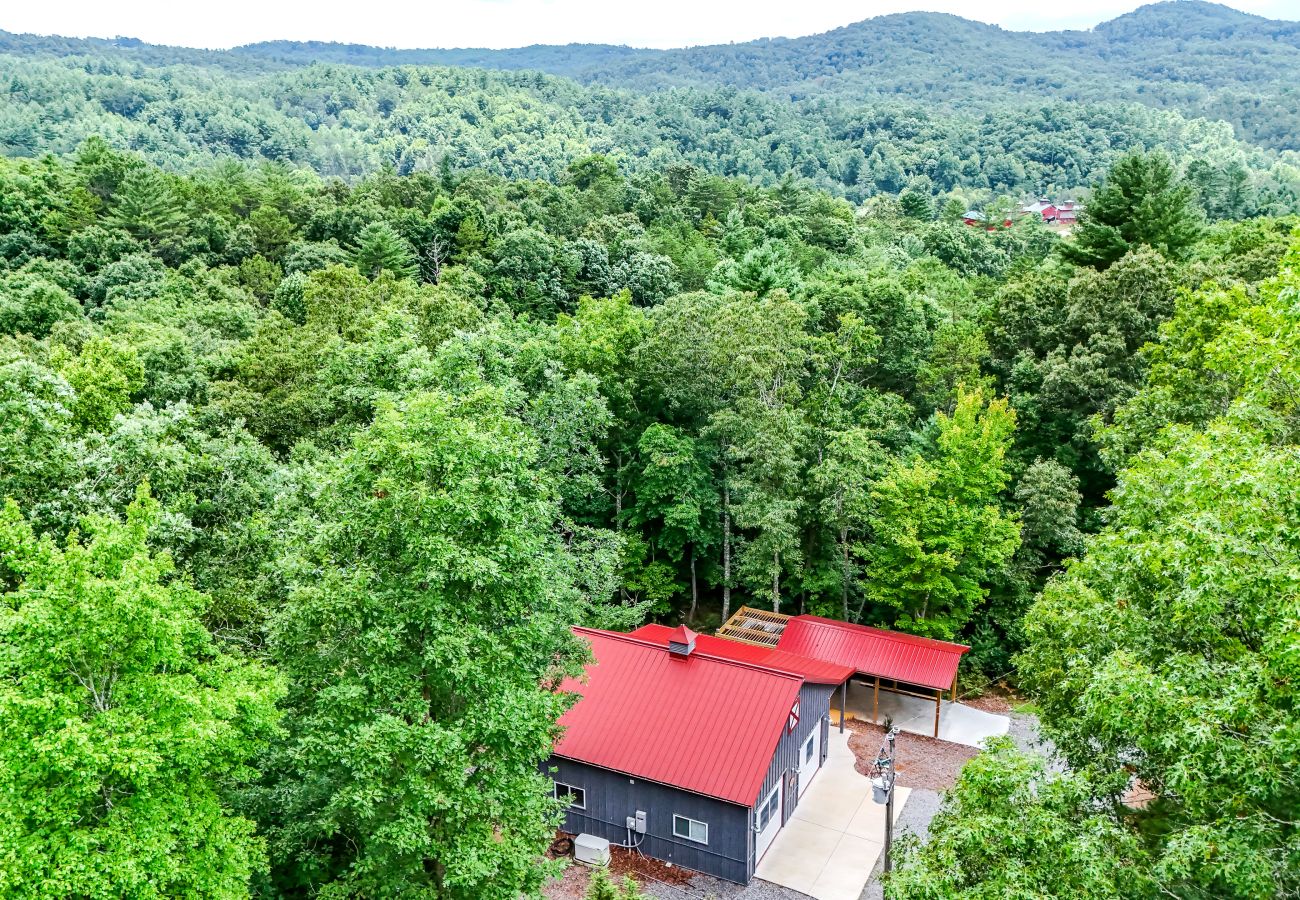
top-left (669, 624), bottom-right (699, 645)
top-left (555, 627), bottom-right (802, 806)
top-left (776, 615), bottom-right (968, 692)
top-left (632, 623), bottom-right (855, 685)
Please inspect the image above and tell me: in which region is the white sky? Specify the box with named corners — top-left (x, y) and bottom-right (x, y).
top-left (6, 0), bottom-right (1299, 50)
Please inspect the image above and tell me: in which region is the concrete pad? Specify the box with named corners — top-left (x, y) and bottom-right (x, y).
top-left (844, 680), bottom-right (1009, 748)
top-left (810, 834), bottom-right (884, 900)
top-left (846, 785), bottom-right (910, 843)
top-left (755, 730), bottom-right (907, 900)
top-left (756, 818), bottom-right (843, 894)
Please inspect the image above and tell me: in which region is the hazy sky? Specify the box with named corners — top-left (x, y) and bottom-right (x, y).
top-left (7, 0), bottom-right (1299, 50)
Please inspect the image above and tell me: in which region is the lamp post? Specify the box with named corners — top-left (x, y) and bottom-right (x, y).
top-left (869, 726), bottom-right (899, 873)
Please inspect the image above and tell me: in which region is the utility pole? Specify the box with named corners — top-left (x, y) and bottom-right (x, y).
top-left (869, 726), bottom-right (899, 873)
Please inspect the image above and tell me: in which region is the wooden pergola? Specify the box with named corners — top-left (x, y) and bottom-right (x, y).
top-left (716, 607), bottom-right (966, 738)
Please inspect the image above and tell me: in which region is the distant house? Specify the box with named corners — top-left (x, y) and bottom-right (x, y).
top-left (961, 209), bottom-right (1012, 230)
top-left (1021, 197), bottom-right (1082, 224)
top-left (1021, 197), bottom-right (1059, 221)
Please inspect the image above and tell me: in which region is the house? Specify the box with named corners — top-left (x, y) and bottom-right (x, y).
top-left (1021, 197), bottom-right (1060, 221)
top-left (548, 625), bottom-right (852, 883)
top-left (548, 616), bottom-right (971, 882)
top-left (961, 209), bottom-right (1013, 229)
top-left (1021, 197), bottom-right (1082, 224)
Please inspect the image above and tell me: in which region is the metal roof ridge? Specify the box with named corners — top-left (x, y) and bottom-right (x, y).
top-left (791, 616), bottom-right (970, 653)
top-left (572, 626), bottom-right (807, 683)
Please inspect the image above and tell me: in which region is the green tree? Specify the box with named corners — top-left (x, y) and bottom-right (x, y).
top-left (1016, 242), bottom-right (1300, 899)
top-left (887, 738), bottom-right (1151, 900)
top-left (0, 274), bottom-right (81, 338)
top-left (1062, 150), bottom-right (1203, 269)
top-left (55, 337), bottom-right (145, 434)
top-left (103, 168), bottom-right (186, 257)
top-left (627, 424), bottom-right (717, 620)
top-left (262, 389), bottom-right (594, 899)
top-left (864, 388), bottom-right (1019, 638)
top-left (0, 488), bottom-right (282, 900)
top-left (0, 344), bottom-right (75, 515)
top-left (351, 221), bottom-right (417, 280)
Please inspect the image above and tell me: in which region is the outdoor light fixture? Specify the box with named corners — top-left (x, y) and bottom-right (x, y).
top-left (869, 726), bottom-right (900, 873)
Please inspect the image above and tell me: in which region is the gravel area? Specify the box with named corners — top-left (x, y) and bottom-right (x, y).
top-left (847, 720), bottom-right (979, 791)
top-left (543, 834), bottom-right (694, 900)
top-left (858, 787), bottom-right (942, 900)
top-left (641, 870), bottom-right (809, 900)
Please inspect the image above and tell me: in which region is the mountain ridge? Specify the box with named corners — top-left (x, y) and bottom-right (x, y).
top-left (2, 2), bottom-right (1300, 150)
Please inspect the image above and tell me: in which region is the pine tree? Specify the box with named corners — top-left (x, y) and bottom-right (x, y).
top-left (1062, 150), bottom-right (1202, 270)
top-left (104, 168), bottom-right (185, 247)
top-left (351, 221), bottom-right (417, 279)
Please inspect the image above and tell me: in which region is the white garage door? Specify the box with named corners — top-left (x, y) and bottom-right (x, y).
top-left (755, 781), bottom-right (782, 862)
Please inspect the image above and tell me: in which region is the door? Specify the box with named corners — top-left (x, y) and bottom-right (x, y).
top-left (755, 782), bottom-right (781, 862)
top-left (799, 727), bottom-right (819, 796)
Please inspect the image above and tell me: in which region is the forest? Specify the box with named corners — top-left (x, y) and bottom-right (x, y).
top-left (1, 3), bottom-right (1299, 899)
top-left (4, 6), bottom-right (1300, 213)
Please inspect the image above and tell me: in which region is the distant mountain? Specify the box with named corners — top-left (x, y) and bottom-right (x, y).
top-left (221, 2), bottom-right (1300, 149)
top-left (2, 1), bottom-right (1299, 150)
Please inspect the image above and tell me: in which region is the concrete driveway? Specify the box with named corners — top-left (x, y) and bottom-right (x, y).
top-left (755, 729), bottom-right (908, 900)
top-left (843, 681), bottom-right (1009, 747)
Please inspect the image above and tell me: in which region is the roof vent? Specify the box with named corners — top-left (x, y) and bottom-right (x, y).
top-left (668, 624), bottom-right (698, 658)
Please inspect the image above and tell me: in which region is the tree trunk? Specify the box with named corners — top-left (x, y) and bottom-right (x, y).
top-left (688, 547), bottom-right (699, 623)
top-left (771, 550), bottom-right (781, 613)
top-left (722, 482), bottom-right (732, 623)
top-left (840, 526), bottom-right (850, 621)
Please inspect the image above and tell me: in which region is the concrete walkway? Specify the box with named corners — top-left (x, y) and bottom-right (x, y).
top-left (755, 729), bottom-right (908, 900)
top-left (843, 681), bottom-right (1009, 748)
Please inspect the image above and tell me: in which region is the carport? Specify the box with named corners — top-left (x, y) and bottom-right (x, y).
top-left (717, 608), bottom-right (968, 738)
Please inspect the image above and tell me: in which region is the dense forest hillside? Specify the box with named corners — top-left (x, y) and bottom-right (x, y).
top-left (3, 20), bottom-right (1300, 213)
top-left (237, 2), bottom-right (1300, 151)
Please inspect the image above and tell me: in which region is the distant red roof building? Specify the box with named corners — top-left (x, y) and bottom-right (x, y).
top-left (554, 627), bottom-right (803, 806)
top-left (776, 615), bottom-right (968, 692)
top-left (631, 623), bottom-right (856, 685)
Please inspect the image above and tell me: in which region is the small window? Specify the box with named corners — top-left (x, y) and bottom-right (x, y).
top-left (673, 814), bottom-right (708, 844)
top-left (554, 782), bottom-right (585, 810)
top-left (804, 733), bottom-right (816, 764)
top-left (757, 788), bottom-right (780, 832)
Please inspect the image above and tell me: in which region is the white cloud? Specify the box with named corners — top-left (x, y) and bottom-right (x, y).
top-left (5, 0), bottom-right (1296, 50)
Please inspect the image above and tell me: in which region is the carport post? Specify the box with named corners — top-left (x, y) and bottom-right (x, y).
top-left (872, 676), bottom-right (879, 724)
top-left (933, 689), bottom-right (941, 738)
top-left (839, 680), bottom-right (847, 733)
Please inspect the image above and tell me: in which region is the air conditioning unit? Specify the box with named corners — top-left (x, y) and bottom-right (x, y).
top-left (574, 833), bottom-right (611, 867)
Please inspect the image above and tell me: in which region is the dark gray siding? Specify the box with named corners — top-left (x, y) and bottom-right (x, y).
top-left (547, 683), bottom-right (836, 885)
top-left (547, 757), bottom-right (751, 884)
top-left (747, 682), bottom-right (835, 875)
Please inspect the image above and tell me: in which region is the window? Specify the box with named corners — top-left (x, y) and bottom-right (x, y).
top-left (804, 733), bottom-right (816, 765)
top-left (553, 782), bottom-right (585, 810)
top-left (673, 814), bottom-right (708, 844)
top-left (756, 787), bottom-right (780, 832)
